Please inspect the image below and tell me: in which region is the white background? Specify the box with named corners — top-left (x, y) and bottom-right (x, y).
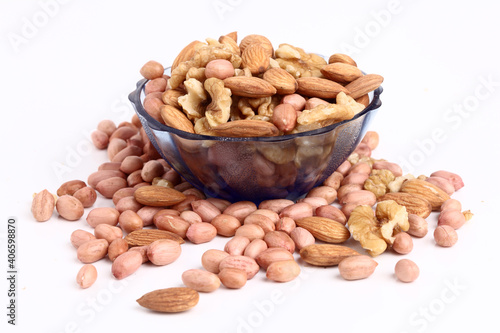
top-left (1, 0), bottom-right (499, 332)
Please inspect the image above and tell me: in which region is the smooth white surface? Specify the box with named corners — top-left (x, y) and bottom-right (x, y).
top-left (1, 0), bottom-right (499, 332)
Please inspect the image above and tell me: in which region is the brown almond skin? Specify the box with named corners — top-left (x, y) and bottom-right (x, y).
top-left (218, 268), bottom-right (247, 289)
top-left (56, 195), bottom-right (84, 221)
top-left (181, 269), bottom-right (221, 293)
top-left (134, 185), bottom-right (186, 207)
top-left (223, 76), bottom-right (277, 98)
top-left (86, 207), bottom-right (120, 228)
top-left (77, 239), bottom-right (109, 264)
top-left (31, 189), bottom-right (55, 222)
top-left (338, 255), bottom-right (378, 280)
top-left (124, 229), bottom-right (184, 247)
top-left (266, 260), bottom-right (300, 282)
top-left (71, 229), bottom-right (96, 249)
top-left (76, 264), bottom-right (98, 289)
top-left (295, 216), bottom-right (350, 244)
top-left (57, 180), bottom-right (87, 196)
top-left (201, 249), bottom-right (230, 274)
top-left (320, 63), bottom-right (363, 83)
top-left (137, 287), bottom-right (199, 313)
top-left (299, 244), bottom-right (360, 267)
top-left (73, 186), bottom-right (97, 208)
top-left (296, 77), bottom-right (349, 99)
top-left (345, 74), bottom-right (384, 99)
top-left (112, 251), bottom-right (143, 280)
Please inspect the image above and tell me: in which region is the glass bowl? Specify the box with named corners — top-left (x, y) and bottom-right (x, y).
top-left (128, 71), bottom-right (382, 203)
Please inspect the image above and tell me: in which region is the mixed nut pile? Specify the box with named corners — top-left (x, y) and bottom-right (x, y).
top-left (139, 32), bottom-right (383, 137)
top-left (30, 33), bottom-right (472, 313)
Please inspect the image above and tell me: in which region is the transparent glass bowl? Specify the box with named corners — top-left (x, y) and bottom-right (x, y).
top-left (129, 71), bottom-right (382, 203)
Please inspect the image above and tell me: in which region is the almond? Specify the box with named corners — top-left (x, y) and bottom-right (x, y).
top-left (124, 229), bottom-right (184, 247)
top-left (171, 40), bottom-right (204, 70)
top-left (295, 216), bottom-right (350, 243)
top-left (160, 105), bottom-right (195, 133)
top-left (239, 34), bottom-right (274, 58)
top-left (328, 53), bottom-right (357, 66)
top-left (400, 179), bottom-right (450, 211)
top-left (377, 192), bottom-right (432, 218)
top-left (344, 74), bottom-right (384, 99)
top-left (242, 43), bottom-right (270, 75)
top-left (320, 63), bottom-right (363, 83)
top-left (134, 185), bottom-right (186, 207)
top-left (299, 244), bottom-right (360, 266)
top-left (137, 287), bottom-right (199, 313)
top-left (211, 119), bottom-right (279, 137)
top-left (223, 76), bottom-right (277, 98)
top-left (296, 77), bottom-right (349, 99)
top-left (263, 68), bottom-right (298, 95)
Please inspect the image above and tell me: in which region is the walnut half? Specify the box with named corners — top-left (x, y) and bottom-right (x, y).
top-left (347, 200), bottom-right (409, 256)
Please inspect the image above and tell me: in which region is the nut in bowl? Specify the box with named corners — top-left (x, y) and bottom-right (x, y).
top-left (128, 33), bottom-right (383, 203)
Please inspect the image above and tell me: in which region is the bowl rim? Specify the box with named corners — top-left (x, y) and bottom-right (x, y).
top-left (129, 69), bottom-right (383, 142)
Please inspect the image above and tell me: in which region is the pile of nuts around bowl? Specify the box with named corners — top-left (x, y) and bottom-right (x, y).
top-left (30, 33), bottom-right (472, 313)
top-left (139, 32), bottom-right (383, 137)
